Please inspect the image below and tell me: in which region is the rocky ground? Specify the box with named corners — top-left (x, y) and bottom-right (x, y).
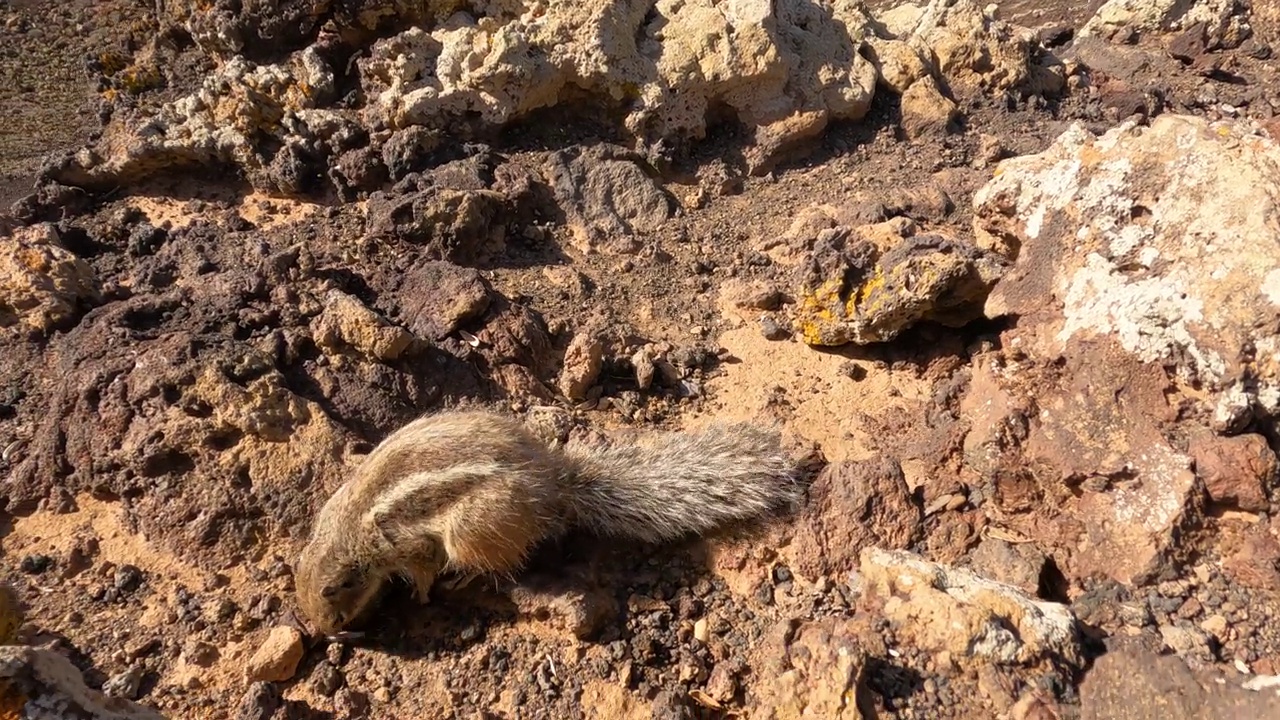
top-left (2, 0), bottom-right (1280, 718)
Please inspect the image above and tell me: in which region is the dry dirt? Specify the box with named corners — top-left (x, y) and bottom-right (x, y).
top-left (2, 1), bottom-right (1280, 719)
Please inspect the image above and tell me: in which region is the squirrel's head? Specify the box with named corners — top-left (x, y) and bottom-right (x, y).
top-left (294, 485), bottom-right (387, 636)
top-left (295, 545), bottom-right (384, 636)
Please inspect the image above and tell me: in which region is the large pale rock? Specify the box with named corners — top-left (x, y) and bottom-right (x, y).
top-left (978, 115), bottom-right (1280, 429)
top-left (0, 224), bottom-right (99, 336)
top-left (1080, 0), bottom-right (1251, 49)
top-left (50, 0), bottom-right (1059, 194)
top-left (360, 0), bottom-right (879, 173)
top-left (859, 548), bottom-right (1083, 668)
top-left (963, 115), bottom-right (1280, 587)
top-left (47, 51), bottom-right (345, 193)
top-left (61, 0), bottom-right (881, 192)
top-left (909, 0), bottom-right (1037, 97)
top-left (0, 646), bottom-right (167, 719)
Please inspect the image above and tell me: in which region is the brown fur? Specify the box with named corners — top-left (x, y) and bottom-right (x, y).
top-left (294, 409), bottom-right (800, 635)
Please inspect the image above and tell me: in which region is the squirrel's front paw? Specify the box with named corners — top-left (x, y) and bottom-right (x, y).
top-left (404, 566), bottom-right (439, 604)
top-left (439, 572), bottom-right (482, 592)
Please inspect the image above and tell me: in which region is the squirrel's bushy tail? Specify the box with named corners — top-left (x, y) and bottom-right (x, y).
top-left (559, 422), bottom-right (802, 543)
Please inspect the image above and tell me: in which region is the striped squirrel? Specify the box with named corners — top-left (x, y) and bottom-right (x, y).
top-left (294, 409), bottom-right (802, 635)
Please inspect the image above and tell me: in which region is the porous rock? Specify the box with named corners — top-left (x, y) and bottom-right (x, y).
top-left (10, 294), bottom-right (354, 570)
top-left (907, 0), bottom-right (1038, 98)
top-left (0, 224), bottom-right (100, 336)
top-left (47, 51), bottom-right (345, 194)
top-left (51, 0), bottom-right (1059, 196)
top-left (55, 0), bottom-right (885, 192)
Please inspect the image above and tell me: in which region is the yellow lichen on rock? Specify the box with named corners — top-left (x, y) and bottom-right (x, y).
top-left (797, 277), bottom-right (847, 346)
top-left (792, 231), bottom-right (1003, 347)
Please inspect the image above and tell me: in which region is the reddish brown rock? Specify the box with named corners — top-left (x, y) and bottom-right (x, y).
top-left (1222, 525), bottom-right (1280, 593)
top-left (789, 458), bottom-right (922, 579)
top-left (1188, 431), bottom-right (1275, 512)
top-left (966, 536), bottom-right (1050, 597)
top-left (961, 342), bottom-right (1203, 588)
top-left (393, 262), bottom-right (492, 341)
top-left (1081, 639), bottom-right (1280, 720)
top-left (557, 332), bottom-right (604, 401)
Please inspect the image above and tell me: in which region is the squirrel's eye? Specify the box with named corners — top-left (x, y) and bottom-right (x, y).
top-left (339, 576), bottom-right (357, 589)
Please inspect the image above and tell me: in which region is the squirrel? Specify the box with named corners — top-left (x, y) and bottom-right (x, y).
top-left (294, 409), bottom-right (802, 635)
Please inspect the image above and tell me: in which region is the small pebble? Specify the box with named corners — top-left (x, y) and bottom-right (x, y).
top-left (102, 665), bottom-right (145, 700)
top-left (19, 555), bottom-right (53, 575)
top-left (693, 618), bottom-right (709, 643)
top-left (326, 642), bottom-right (346, 666)
top-left (311, 664), bottom-right (344, 696)
top-left (760, 315), bottom-right (789, 341)
top-left (235, 682), bottom-right (281, 720)
top-left (246, 626), bottom-right (304, 682)
top-left (114, 565), bottom-right (144, 593)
